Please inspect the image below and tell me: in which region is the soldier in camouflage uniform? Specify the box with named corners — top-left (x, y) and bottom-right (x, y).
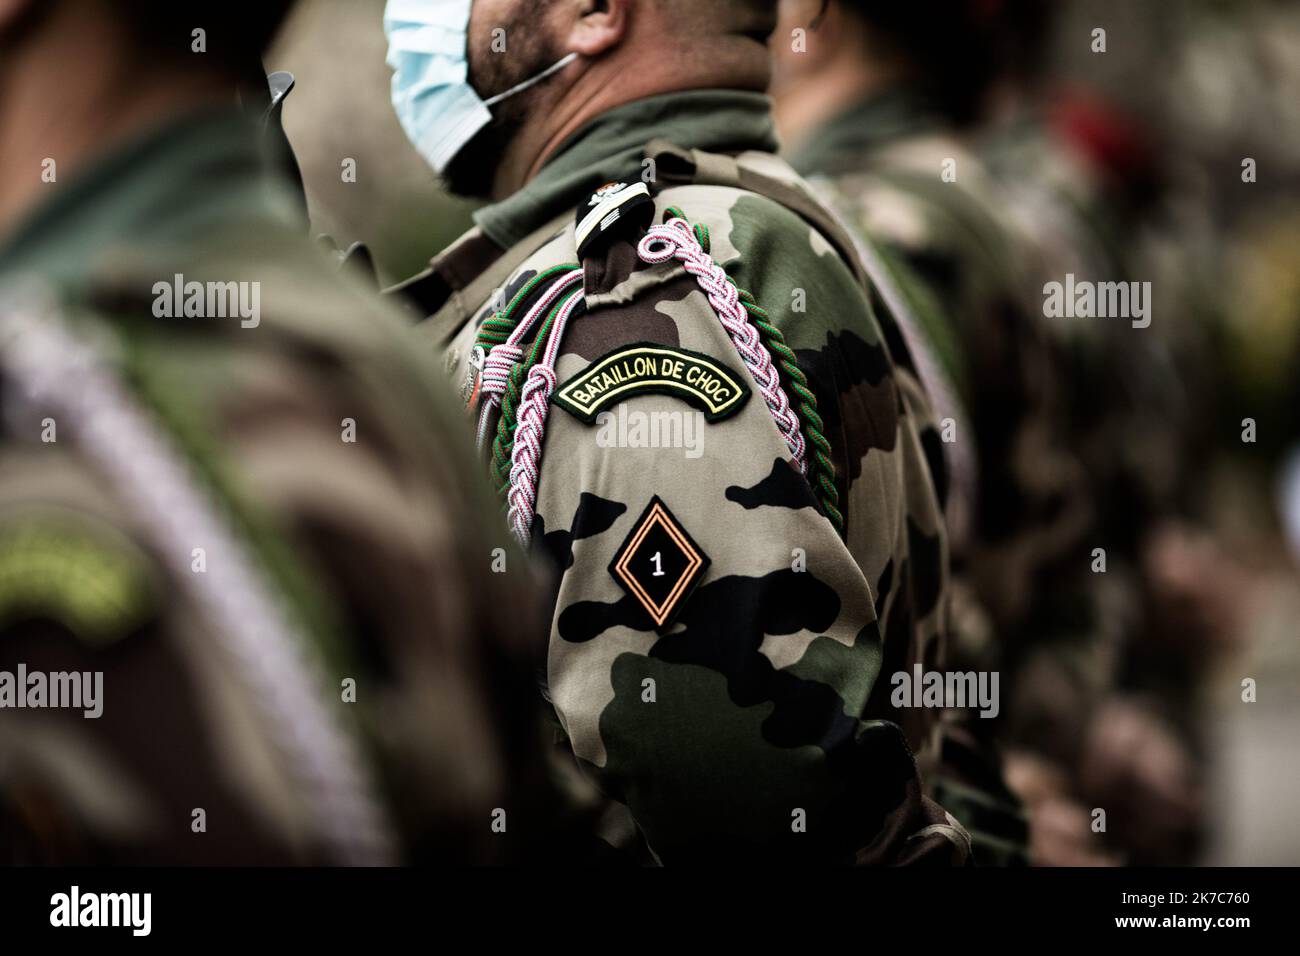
top-left (769, 0), bottom-right (1106, 865)
top-left (974, 0), bottom-right (1234, 866)
top-left (385, 0), bottom-right (967, 863)
top-left (0, 0), bottom-right (572, 864)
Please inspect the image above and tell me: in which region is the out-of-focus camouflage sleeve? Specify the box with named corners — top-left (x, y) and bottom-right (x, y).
top-left (451, 187), bottom-right (967, 863)
top-left (0, 268), bottom-right (571, 865)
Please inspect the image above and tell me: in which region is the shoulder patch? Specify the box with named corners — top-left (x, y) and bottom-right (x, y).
top-left (552, 342), bottom-right (751, 424)
top-left (575, 181), bottom-right (654, 259)
top-left (608, 496), bottom-right (710, 628)
top-left (0, 518), bottom-right (158, 645)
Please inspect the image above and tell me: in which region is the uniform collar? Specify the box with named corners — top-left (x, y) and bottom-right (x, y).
top-left (786, 87), bottom-right (943, 178)
top-left (473, 89), bottom-right (779, 249)
top-left (0, 107), bottom-right (300, 293)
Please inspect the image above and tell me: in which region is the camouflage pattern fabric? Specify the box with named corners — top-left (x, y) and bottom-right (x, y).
top-left (0, 109), bottom-right (575, 865)
top-left (973, 113), bottom-right (1146, 762)
top-left (789, 91), bottom-right (1092, 638)
top-left (407, 90), bottom-right (969, 864)
top-left (976, 106), bottom-right (1213, 865)
top-left (785, 89), bottom-right (1103, 865)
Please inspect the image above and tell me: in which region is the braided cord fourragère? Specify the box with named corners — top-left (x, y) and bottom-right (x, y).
top-left (737, 289), bottom-right (843, 532)
top-left (474, 268), bottom-right (584, 452)
top-left (472, 264), bottom-right (581, 354)
top-left (477, 208), bottom-right (843, 540)
top-left (636, 216), bottom-right (808, 474)
top-left (506, 289), bottom-right (587, 543)
top-left (489, 284), bottom-right (584, 496)
top-left (653, 206), bottom-right (841, 531)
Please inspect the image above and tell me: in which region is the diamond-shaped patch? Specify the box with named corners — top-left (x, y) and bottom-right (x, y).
top-left (609, 496), bottom-right (710, 628)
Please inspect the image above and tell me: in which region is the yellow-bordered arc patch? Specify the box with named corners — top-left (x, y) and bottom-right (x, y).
top-left (552, 342), bottom-right (751, 424)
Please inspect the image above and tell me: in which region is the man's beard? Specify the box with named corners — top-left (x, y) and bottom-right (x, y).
top-left (439, 10), bottom-right (564, 199)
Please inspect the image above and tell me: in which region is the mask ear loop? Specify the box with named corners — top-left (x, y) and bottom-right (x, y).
top-left (483, 52), bottom-right (579, 107)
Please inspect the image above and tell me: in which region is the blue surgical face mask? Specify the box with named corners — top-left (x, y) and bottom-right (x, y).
top-left (384, 0), bottom-right (578, 175)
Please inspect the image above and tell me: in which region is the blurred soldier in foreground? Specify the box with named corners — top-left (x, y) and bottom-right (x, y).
top-left (771, 0), bottom-right (1099, 864)
top-left (0, 0), bottom-right (568, 864)
top-left (385, 0), bottom-right (967, 864)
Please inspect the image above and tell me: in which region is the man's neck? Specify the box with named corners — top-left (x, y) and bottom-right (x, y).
top-left (488, 39), bottom-right (770, 201)
top-left (472, 89), bottom-right (777, 250)
top-left (771, 54), bottom-right (900, 156)
top-left (0, 24), bottom-right (228, 242)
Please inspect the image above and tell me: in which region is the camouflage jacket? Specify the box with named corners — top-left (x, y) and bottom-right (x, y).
top-left (786, 90), bottom-right (1102, 865)
top-left (789, 90), bottom-right (1092, 637)
top-left (979, 110), bottom-right (1193, 557)
top-left (0, 109), bottom-right (570, 864)
top-left (404, 91), bottom-right (968, 864)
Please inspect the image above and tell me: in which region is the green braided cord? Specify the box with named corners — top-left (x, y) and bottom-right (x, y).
top-left (660, 203), bottom-right (840, 530)
top-left (489, 285), bottom-right (584, 494)
top-left (490, 363), bottom-right (526, 491)
top-left (692, 222), bottom-right (710, 253)
top-left (474, 316), bottom-right (516, 349)
top-left (478, 210), bottom-right (841, 530)
top-left (737, 288), bottom-right (844, 532)
top-left (473, 263), bottom-right (580, 352)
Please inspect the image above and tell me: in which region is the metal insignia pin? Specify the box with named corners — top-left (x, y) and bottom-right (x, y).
top-left (461, 345), bottom-right (486, 407)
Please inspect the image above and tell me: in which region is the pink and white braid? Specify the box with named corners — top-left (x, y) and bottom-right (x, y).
top-left (476, 268), bottom-right (585, 451)
top-left (635, 218), bottom-right (808, 474)
top-left (506, 289), bottom-right (586, 544)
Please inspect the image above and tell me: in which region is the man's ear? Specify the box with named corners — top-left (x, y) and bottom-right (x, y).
top-left (567, 0), bottom-right (630, 58)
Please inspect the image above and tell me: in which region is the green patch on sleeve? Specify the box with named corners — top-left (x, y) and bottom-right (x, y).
top-left (0, 518), bottom-right (158, 645)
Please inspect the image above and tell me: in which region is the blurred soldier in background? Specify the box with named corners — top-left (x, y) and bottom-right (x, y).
top-left (771, 0), bottom-right (1098, 865)
top-left (772, 0), bottom-right (1266, 866)
top-left (974, 0), bottom-right (1237, 865)
top-left (0, 0), bottom-right (576, 864)
top-left (385, 0), bottom-right (969, 864)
